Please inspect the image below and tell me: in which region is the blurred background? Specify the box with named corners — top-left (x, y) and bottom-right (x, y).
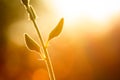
top-left (0, 0), bottom-right (120, 80)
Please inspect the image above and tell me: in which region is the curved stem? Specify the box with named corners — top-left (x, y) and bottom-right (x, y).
top-left (21, 2), bottom-right (56, 80)
top-left (32, 19), bottom-right (56, 80)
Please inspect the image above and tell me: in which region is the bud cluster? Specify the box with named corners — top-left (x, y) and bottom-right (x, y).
top-left (21, 0), bottom-right (30, 7)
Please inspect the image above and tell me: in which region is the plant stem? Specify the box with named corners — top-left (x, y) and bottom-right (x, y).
top-left (21, 1), bottom-right (56, 79)
top-left (30, 12), bottom-right (56, 80)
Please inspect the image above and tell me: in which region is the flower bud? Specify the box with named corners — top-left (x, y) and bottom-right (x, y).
top-left (21, 0), bottom-right (30, 6)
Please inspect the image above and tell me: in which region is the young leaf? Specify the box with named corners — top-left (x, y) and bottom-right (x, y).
top-left (24, 33), bottom-right (40, 52)
top-left (48, 18), bottom-right (64, 41)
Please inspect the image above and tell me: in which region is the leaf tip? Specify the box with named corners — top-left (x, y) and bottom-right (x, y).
top-left (24, 33), bottom-right (27, 38)
top-left (61, 17), bottom-right (64, 22)
top-left (47, 17), bottom-right (64, 42)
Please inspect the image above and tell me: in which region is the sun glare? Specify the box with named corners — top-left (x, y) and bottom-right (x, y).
top-left (53, 0), bottom-right (120, 23)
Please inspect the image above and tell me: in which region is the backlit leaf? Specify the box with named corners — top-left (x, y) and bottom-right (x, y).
top-left (48, 18), bottom-right (64, 41)
top-left (24, 33), bottom-right (40, 52)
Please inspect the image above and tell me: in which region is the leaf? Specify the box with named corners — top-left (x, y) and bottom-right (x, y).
top-left (24, 33), bottom-right (40, 52)
top-left (48, 18), bottom-right (64, 41)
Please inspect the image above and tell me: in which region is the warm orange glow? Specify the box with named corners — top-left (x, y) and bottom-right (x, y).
top-left (53, 0), bottom-right (120, 23)
top-left (32, 69), bottom-right (49, 80)
top-left (49, 0), bottom-right (120, 38)
top-left (1, 0), bottom-right (120, 80)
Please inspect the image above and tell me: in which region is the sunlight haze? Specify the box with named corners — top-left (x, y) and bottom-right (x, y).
top-left (52, 0), bottom-right (120, 23)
